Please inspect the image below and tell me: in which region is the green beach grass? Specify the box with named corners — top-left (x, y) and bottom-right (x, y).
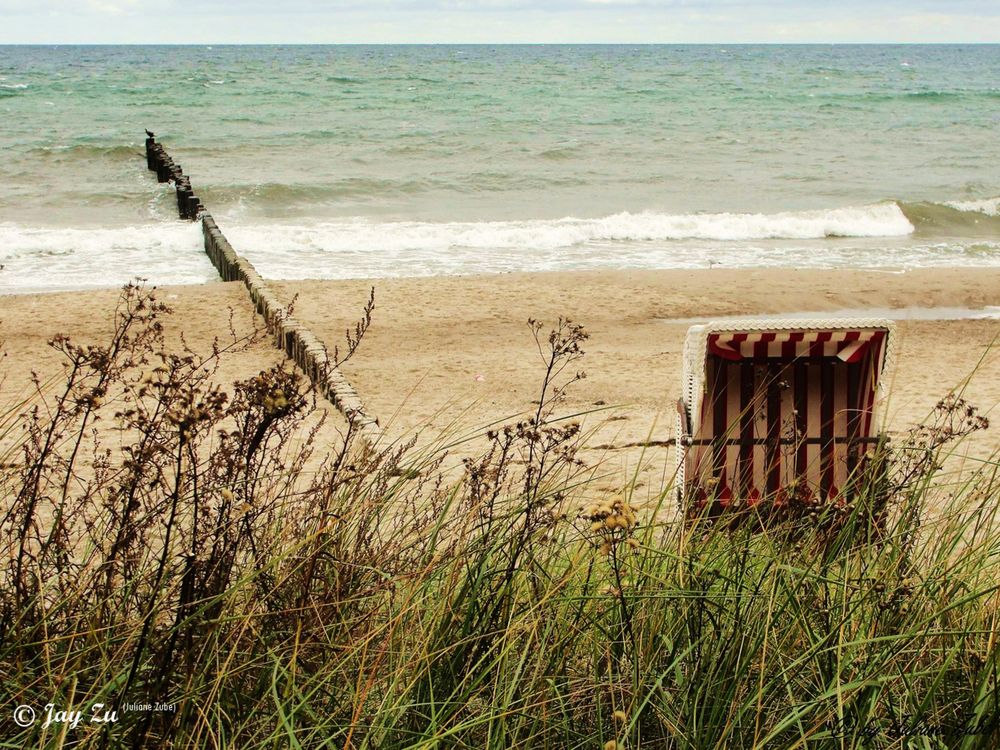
top-left (2, 284), bottom-right (999, 749)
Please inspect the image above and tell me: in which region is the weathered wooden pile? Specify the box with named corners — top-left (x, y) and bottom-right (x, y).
top-left (143, 133), bottom-right (382, 445)
top-left (145, 133), bottom-right (202, 220)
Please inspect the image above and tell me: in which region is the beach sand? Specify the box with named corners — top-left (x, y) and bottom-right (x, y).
top-left (1, 283), bottom-right (287, 402)
top-left (3, 268), bottom-right (999, 496)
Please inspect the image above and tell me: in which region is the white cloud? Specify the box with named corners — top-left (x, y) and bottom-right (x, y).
top-left (0, 0), bottom-right (998, 42)
top-left (85, 0), bottom-right (140, 15)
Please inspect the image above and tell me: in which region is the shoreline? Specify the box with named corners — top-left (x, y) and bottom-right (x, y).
top-left (3, 268), bottom-right (998, 493)
top-left (6, 263), bottom-right (1000, 298)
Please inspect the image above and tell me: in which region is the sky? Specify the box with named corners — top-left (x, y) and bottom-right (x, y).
top-left (1, 1), bottom-right (999, 44)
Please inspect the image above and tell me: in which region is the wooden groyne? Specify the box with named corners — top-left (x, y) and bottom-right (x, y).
top-left (145, 134), bottom-right (202, 220)
top-left (144, 133), bottom-right (382, 445)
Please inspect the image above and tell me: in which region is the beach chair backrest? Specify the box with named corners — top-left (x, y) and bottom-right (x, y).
top-left (676, 319), bottom-right (896, 509)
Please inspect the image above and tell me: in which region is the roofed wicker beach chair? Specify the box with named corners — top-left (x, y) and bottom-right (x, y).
top-left (675, 318), bottom-right (897, 519)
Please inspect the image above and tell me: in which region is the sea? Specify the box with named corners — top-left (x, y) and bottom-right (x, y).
top-left (1, 44), bottom-right (1000, 294)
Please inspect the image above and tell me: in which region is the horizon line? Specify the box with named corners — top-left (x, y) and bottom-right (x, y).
top-left (2, 41), bottom-right (999, 46)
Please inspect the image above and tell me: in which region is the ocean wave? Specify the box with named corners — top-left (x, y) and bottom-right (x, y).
top-left (942, 197), bottom-right (1000, 217)
top-left (538, 142), bottom-right (584, 161)
top-left (901, 90), bottom-right (961, 100)
top-left (29, 143), bottom-right (141, 161)
top-left (814, 89), bottom-right (1000, 106)
top-left (202, 178), bottom-right (436, 206)
top-left (222, 204), bottom-right (914, 256)
top-left (0, 83), bottom-right (29, 96)
top-left (0, 223), bottom-right (214, 294)
top-left (899, 198), bottom-right (1000, 236)
top-left (222, 229), bottom-right (1000, 282)
top-left (2, 204), bottom-right (998, 294)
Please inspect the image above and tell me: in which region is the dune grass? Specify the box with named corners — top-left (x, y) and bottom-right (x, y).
top-left (2, 283), bottom-right (999, 749)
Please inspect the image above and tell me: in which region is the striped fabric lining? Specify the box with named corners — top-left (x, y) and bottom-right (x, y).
top-left (688, 329), bottom-right (888, 506)
top-left (708, 329), bottom-right (884, 364)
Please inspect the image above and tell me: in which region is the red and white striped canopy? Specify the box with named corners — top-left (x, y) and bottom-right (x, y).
top-left (708, 329), bottom-right (886, 363)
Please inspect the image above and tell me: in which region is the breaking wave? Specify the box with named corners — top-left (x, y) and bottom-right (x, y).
top-left (220, 204), bottom-right (915, 255)
top-left (3, 197), bottom-right (999, 292)
top-left (0, 223), bottom-right (214, 294)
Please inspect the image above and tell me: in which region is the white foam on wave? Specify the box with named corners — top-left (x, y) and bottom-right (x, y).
top-left (229, 234), bottom-right (1000, 281)
top-left (226, 202), bottom-right (915, 257)
top-left (5, 202), bottom-right (997, 294)
top-left (944, 197), bottom-right (1000, 217)
top-left (0, 223), bottom-right (215, 294)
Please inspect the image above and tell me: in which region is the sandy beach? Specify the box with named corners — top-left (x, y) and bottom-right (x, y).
top-left (3, 267), bottom-right (998, 494)
top-left (6, 40), bottom-right (1000, 748)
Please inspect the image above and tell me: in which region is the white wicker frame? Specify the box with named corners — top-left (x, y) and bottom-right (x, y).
top-left (675, 318), bottom-right (898, 505)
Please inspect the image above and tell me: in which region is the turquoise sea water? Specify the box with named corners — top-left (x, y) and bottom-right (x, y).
top-left (2, 44), bottom-right (1000, 292)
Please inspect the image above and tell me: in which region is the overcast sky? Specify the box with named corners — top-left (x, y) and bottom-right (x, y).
top-left (2, 1), bottom-right (999, 44)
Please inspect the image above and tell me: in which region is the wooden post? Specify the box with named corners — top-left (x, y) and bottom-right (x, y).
top-left (137, 130), bottom-right (382, 445)
top-left (176, 182), bottom-right (191, 217)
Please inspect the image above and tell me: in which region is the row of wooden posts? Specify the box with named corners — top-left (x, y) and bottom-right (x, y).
top-left (145, 135), bottom-right (202, 220)
top-left (142, 133), bottom-right (382, 446)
